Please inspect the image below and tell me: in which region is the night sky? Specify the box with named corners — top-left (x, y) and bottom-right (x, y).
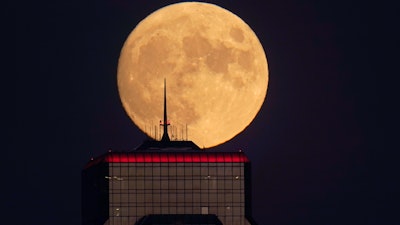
top-left (13, 0), bottom-right (388, 225)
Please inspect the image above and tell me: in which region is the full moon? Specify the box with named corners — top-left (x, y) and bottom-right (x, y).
top-left (118, 2), bottom-right (268, 148)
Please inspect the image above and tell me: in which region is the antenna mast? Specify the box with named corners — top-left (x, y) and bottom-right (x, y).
top-left (160, 78), bottom-right (170, 142)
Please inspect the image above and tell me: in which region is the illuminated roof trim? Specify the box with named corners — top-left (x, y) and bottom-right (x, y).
top-left (104, 152), bottom-right (250, 163)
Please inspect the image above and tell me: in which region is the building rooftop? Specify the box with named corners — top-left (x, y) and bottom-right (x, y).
top-left (135, 140), bottom-right (201, 151)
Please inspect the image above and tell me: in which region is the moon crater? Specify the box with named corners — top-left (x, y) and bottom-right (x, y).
top-left (230, 27), bottom-right (245, 42)
top-left (183, 34), bottom-right (212, 59)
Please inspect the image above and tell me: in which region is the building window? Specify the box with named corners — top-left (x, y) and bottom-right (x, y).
top-left (201, 206), bottom-right (209, 214)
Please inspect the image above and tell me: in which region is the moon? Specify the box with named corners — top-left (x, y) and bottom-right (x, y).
top-left (117, 2), bottom-right (268, 148)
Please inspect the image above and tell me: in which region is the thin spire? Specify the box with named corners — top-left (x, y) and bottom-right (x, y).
top-left (161, 78), bottom-right (170, 142)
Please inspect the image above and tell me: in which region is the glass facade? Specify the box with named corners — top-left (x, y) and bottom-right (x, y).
top-left (83, 150), bottom-right (256, 225)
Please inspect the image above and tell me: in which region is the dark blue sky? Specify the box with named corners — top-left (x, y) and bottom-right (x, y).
top-left (13, 0), bottom-right (387, 225)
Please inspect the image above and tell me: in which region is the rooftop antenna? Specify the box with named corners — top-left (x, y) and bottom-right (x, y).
top-left (160, 78), bottom-right (170, 142)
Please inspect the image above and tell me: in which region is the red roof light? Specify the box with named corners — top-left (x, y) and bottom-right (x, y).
top-left (104, 152), bottom-right (249, 163)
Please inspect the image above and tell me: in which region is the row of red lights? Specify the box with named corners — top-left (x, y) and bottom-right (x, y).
top-left (104, 152), bottom-right (249, 163)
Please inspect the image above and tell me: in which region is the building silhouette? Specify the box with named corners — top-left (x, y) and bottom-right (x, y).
top-left (82, 80), bottom-right (258, 225)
